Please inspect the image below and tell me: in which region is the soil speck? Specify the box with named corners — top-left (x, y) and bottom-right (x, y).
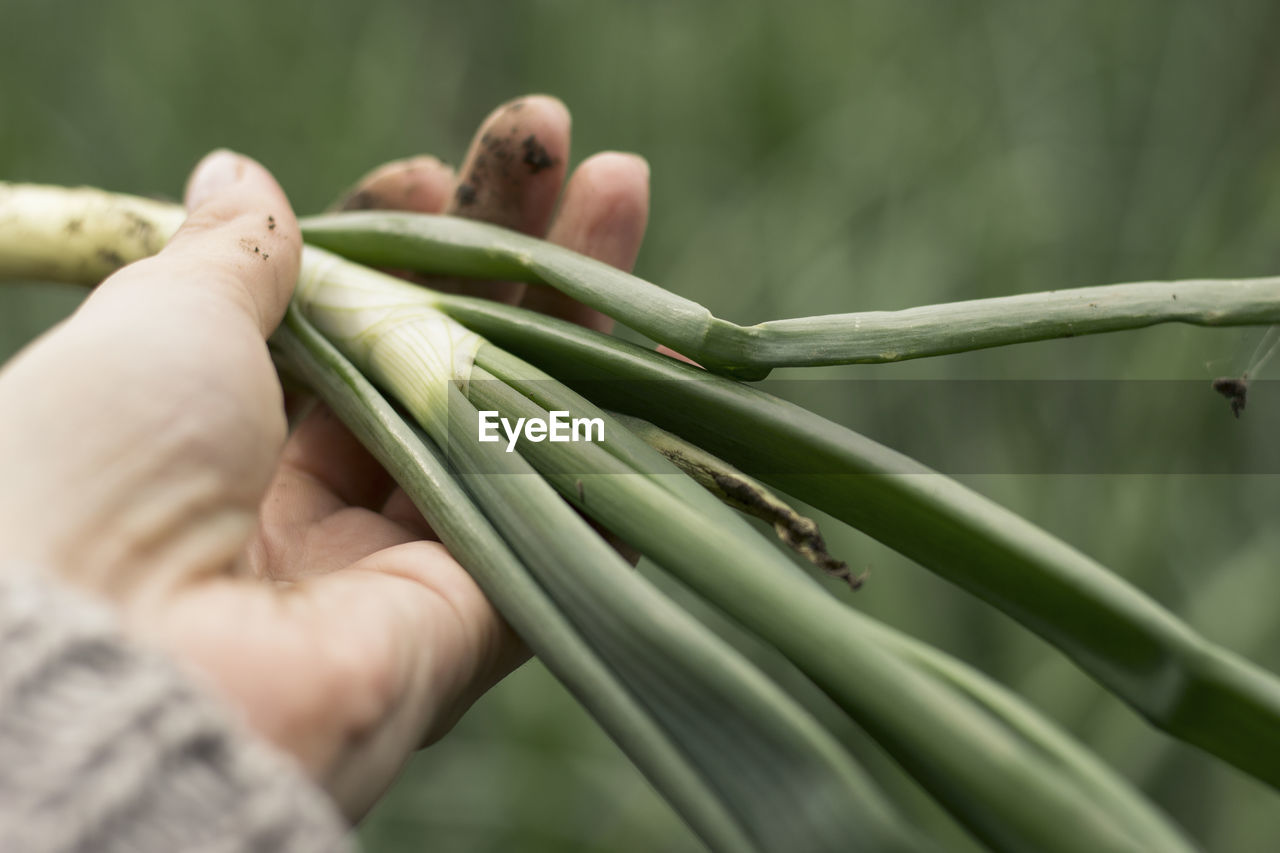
top-left (522, 134), bottom-right (554, 173)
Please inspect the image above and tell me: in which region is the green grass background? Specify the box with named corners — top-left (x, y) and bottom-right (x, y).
top-left (3, 1), bottom-right (1279, 850)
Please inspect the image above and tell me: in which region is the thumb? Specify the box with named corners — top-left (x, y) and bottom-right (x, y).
top-left (99, 150), bottom-right (301, 338)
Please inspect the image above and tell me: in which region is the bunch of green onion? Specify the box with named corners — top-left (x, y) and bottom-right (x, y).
top-left (2, 182), bottom-right (1279, 853)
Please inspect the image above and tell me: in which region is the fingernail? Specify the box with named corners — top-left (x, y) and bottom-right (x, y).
top-left (186, 149), bottom-right (246, 209)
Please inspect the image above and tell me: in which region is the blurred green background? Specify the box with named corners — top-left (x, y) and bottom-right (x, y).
top-left (3, 1), bottom-right (1279, 850)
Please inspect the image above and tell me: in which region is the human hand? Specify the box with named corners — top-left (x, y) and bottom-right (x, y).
top-left (0, 95), bottom-right (649, 818)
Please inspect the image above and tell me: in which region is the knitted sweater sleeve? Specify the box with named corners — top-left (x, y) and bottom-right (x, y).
top-left (0, 565), bottom-right (357, 853)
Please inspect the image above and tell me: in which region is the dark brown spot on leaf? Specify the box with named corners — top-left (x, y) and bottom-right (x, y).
top-left (1212, 377), bottom-right (1248, 418)
top-left (709, 471), bottom-right (862, 590)
top-left (123, 211), bottom-right (154, 241)
top-left (96, 248), bottom-right (125, 270)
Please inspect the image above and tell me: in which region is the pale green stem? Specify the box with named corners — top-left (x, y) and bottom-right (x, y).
top-left (469, 346), bottom-right (1187, 853)
top-left (269, 308), bottom-right (755, 851)
top-left (5, 184), bottom-right (1274, 379)
top-left (300, 209), bottom-right (1280, 377)
top-left (426, 292), bottom-right (1280, 792)
top-left (284, 262), bottom-right (929, 852)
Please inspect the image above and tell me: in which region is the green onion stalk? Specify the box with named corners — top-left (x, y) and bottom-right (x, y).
top-left (289, 248), bottom-right (927, 852)
top-left (423, 290), bottom-right (1280, 790)
top-left (300, 210), bottom-right (1280, 378)
top-left (271, 306), bottom-right (920, 853)
top-left (290, 244), bottom-right (1185, 853)
top-left (5, 180), bottom-right (1279, 851)
top-left (458, 346), bottom-right (1190, 853)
